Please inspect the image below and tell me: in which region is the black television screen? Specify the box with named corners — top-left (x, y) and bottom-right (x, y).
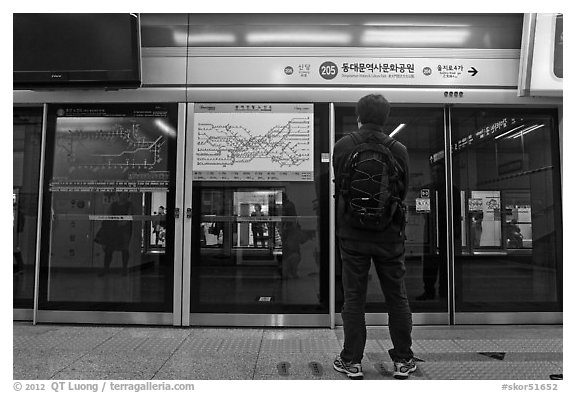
top-left (14, 13), bottom-right (141, 89)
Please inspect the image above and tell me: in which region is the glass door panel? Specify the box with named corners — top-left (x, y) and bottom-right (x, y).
top-left (334, 106), bottom-right (448, 314)
top-left (187, 103), bottom-right (330, 315)
top-left (13, 107), bottom-right (43, 310)
top-left (39, 104), bottom-right (179, 312)
top-left (451, 108), bottom-right (562, 312)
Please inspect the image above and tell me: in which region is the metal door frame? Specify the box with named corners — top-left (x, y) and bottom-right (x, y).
top-left (30, 102), bottom-right (187, 326)
top-left (15, 88), bottom-right (562, 326)
top-left (448, 105), bottom-right (563, 325)
top-left (180, 102), bottom-right (331, 327)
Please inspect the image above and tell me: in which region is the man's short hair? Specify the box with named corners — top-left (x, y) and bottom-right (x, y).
top-left (356, 94), bottom-right (391, 126)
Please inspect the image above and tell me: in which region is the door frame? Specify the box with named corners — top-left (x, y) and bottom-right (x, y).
top-left (16, 88), bottom-right (562, 327)
top-left (448, 105), bottom-right (563, 325)
top-left (180, 102), bottom-right (333, 327)
top-left (31, 103), bottom-right (187, 326)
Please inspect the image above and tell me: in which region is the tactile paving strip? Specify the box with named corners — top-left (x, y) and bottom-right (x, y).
top-left (413, 339), bottom-right (465, 353)
top-left (53, 336), bottom-right (109, 351)
top-left (260, 339), bottom-right (302, 352)
top-left (467, 361), bottom-right (561, 380)
top-left (12, 326), bottom-right (60, 336)
top-left (12, 324), bottom-right (565, 380)
top-left (490, 339), bottom-right (562, 352)
top-left (95, 336), bottom-right (149, 352)
top-left (376, 339), bottom-right (393, 351)
top-left (13, 335), bottom-right (68, 350)
top-left (135, 337), bottom-right (187, 354)
top-left (191, 328), bottom-right (263, 338)
top-left (413, 352), bottom-right (498, 362)
top-left (299, 338), bottom-right (341, 352)
top-left (373, 362), bottom-right (391, 377)
top-left (418, 361), bottom-right (479, 380)
top-left (217, 338), bottom-right (261, 353)
top-left (454, 339), bottom-right (504, 352)
top-left (116, 328), bottom-right (189, 339)
top-left (355, 338), bottom-right (399, 352)
top-left (178, 337), bottom-right (223, 352)
top-left (363, 340), bottom-right (383, 352)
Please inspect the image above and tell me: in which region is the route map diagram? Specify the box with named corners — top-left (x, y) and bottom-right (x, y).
top-left (51, 116), bottom-right (171, 191)
top-left (192, 104), bottom-right (314, 181)
top-left (56, 123), bottom-right (165, 171)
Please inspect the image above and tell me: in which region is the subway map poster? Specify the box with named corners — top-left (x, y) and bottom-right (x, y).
top-left (49, 104), bottom-right (177, 192)
top-left (192, 103), bottom-right (314, 181)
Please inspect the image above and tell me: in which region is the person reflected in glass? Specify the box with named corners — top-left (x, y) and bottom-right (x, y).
top-left (13, 202), bottom-right (25, 276)
top-left (278, 192), bottom-right (303, 279)
top-left (95, 192), bottom-right (133, 276)
top-left (471, 211), bottom-right (483, 248)
top-left (506, 218), bottom-right (523, 249)
top-left (153, 205), bottom-right (166, 247)
top-left (251, 203), bottom-right (266, 248)
top-left (415, 165), bottom-right (460, 301)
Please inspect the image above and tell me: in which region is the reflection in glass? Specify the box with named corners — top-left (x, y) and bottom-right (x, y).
top-left (48, 191), bottom-right (170, 305)
top-left (335, 106), bottom-right (447, 312)
top-left (451, 109), bottom-right (561, 311)
top-left (190, 104), bottom-right (329, 314)
top-left (192, 185), bottom-right (324, 312)
top-left (40, 104), bottom-right (177, 312)
top-left (13, 108), bottom-right (43, 309)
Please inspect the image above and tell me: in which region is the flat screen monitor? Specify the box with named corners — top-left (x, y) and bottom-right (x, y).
top-left (14, 13), bottom-right (142, 90)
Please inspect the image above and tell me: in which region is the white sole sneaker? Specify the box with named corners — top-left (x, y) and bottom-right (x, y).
top-left (393, 360), bottom-right (417, 379)
top-left (333, 356), bottom-right (364, 379)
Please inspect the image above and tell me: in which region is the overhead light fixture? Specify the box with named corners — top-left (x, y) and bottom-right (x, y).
top-left (362, 28), bottom-right (470, 46)
top-left (510, 124), bottom-right (545, 139)
top-left (362, 20), bottom-right (471, 27)
top-left (494, 125), bottom-right (525, 140)
top-left (389, 123), bottom-right (406, 137)
top-left (246, 31), bottom-right (352, 45)
top-left (187, 33), bottom-right (237, 45)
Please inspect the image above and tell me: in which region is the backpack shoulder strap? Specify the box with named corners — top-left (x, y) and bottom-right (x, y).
top-left (354, 130), bottom-right (398, 149)
top-left (349, 131), bottom-right (361, 145)
top-left (380, 135), bottom-right (398, 149)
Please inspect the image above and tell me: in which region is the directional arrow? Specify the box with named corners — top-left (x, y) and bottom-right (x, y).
top-left (468, 67), bottom-right (478, 76)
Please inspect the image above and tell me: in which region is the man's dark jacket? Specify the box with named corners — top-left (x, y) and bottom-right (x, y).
top-left (332, 123), bottom-right (410, 243)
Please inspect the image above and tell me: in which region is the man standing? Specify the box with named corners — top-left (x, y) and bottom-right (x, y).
top-left (332, 94), bottom-right (415, 380)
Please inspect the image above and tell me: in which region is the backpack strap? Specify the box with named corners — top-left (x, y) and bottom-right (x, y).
top-left (349, 131), bottom-right (361, 146)
top-left (350, 130), bottom-right (397, 150)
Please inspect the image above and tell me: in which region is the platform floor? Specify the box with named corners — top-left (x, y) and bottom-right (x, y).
top-left (13, 322), bottom-right (562, 380)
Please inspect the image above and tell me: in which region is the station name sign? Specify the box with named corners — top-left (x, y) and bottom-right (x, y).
top-left (187, 57), bottom-right (519, 87)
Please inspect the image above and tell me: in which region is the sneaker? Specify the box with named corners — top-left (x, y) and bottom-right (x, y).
top-left (333, 355), bottom-right (363, 379)
top-left (393, 358), bottom-right (417, 379)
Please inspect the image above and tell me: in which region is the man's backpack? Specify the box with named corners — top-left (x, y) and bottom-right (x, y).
top-left (339, 132), bottom-right (405, 231)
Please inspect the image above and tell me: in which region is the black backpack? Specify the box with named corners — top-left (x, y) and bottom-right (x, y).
top-left (339, 132), bottom-right (405, 231)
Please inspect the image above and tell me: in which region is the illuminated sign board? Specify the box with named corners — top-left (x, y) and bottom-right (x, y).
top-left (187, 57), bottom-right (519, 87)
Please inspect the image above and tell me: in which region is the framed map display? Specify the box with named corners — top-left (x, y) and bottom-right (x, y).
top-left (192, 103), bottom-right (314, 181)
top-left (48, 103), bottom-right (177, 192)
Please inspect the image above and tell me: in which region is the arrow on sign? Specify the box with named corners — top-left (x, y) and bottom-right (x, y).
top-left (468, 67), bottom-right (478, 76)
